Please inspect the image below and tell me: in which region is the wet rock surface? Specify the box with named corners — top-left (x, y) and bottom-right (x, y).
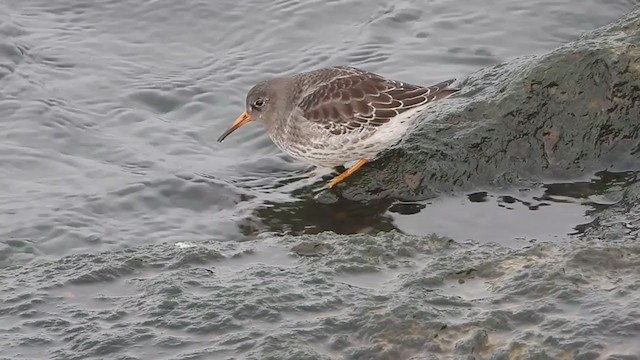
top-left (342, 8), bottom-right (640, 202)
top-left (2, 182), bottom-right (639, 359)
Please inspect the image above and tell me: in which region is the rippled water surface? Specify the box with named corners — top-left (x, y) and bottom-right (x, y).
top-left (1, 0), bottom-right (639, 358)
top-left (1, 0), bottom-right (636, 258)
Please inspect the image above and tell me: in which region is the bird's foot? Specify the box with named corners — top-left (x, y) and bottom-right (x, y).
top-left (327, 159), bottom-right (368, 188)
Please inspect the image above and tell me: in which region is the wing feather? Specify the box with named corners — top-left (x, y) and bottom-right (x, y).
top-left (296, 66), bottom-right (458, 135)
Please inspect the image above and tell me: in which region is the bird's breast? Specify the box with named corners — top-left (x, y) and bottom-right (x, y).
top-left (266, 121), bottom-right (384, 167)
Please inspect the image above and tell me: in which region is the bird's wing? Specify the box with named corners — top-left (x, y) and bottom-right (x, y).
top-left (296, 66), bottom-right (458, 136)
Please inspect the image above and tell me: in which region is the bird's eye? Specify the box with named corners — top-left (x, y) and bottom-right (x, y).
top-left (253, 98), bottom-right (265, 108)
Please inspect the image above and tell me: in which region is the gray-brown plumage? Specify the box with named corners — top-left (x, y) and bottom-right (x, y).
top-left (218, 66), bottom-right (459, 187)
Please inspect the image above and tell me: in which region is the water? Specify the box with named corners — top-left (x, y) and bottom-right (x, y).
top-left (1, 0), bottom-right (636, 259)
top-left (1, 0), bottom-right (639, 359)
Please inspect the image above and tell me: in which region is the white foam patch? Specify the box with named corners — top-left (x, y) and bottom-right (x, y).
top-left (175, 242), bottom-right (198, 249)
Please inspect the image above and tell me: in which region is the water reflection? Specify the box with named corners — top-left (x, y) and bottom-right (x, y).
top-left (245, 170), bottom-right (639, 245)
top-left (244, 179), bottom-right (397, 236)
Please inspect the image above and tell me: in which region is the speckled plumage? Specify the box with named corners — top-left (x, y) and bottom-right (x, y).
top-left (221, 66), bottom-right (458, 165)
top-left (218, 66), bottom-right (459, 186)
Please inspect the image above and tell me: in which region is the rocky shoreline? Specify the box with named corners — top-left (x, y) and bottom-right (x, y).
top-left (341, 8), bottom-right (640, 203)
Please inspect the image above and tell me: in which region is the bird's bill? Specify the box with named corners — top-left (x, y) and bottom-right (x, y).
top-left (217, 111), bottom-right (252, 142)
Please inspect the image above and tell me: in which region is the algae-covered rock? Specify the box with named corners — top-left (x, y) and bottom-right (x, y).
top-left (343, 8), bottom-right (640, 201)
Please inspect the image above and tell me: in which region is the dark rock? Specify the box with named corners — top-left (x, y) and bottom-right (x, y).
top-left (344, 9), bottom-right (640, 201)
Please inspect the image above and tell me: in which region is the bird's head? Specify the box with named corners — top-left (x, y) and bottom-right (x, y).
top-left (217, 80), bottom-right (278, 142)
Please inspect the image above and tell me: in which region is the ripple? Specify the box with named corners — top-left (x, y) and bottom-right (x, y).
top-left (0, 40), bottom-right (25, 78)
top-left (0, 0), bottom-right (638, 357)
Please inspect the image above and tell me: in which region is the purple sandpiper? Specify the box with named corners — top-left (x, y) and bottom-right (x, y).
top-left (218, 66), bottom-right (459, 187)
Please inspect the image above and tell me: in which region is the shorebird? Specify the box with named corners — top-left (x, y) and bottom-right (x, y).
top-left (218, 66), bottom-right (459, 188)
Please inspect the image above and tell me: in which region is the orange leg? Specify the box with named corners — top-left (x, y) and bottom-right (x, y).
top-left (327, 159), bottom-right (368, 188)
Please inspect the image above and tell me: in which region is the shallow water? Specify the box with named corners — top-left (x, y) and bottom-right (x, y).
top-left (1, 0), bottom-right (637, 259)
top-left (1, 0), bottom-right (639, 358)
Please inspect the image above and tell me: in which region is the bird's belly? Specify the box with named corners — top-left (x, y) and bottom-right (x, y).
top-left (269, 107), bottom-right (424, 168)
top-left (272, 128), bottom-right (406, 168)
top-left (274, 139), bottom-right (364, 167)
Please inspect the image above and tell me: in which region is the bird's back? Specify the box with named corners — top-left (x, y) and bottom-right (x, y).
top-left (270, 66), bottom-right (459, 166)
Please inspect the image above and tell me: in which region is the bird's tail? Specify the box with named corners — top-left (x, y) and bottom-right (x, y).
top-left (429, 79), bottom-right (461, 101)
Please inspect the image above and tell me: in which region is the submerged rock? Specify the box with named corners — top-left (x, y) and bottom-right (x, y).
top-left (343, 8), bottom-right (640, 201)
